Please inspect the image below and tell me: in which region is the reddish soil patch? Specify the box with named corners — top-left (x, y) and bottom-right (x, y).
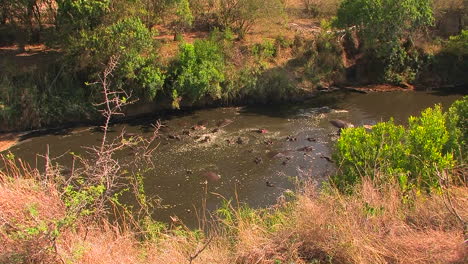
top-left (0, 44), bottom-right (60, 71)
top-left (0, 133), bottom-right (21, 152)
top-left (344, 84), bottom-right (415, 92)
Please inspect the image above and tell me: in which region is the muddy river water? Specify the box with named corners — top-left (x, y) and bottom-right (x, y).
top-left (7, 91), bottom-right (464, 227)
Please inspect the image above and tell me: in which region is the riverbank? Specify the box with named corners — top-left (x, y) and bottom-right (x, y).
top-left (1, 160), bottom-right (466, 264)
top-left (1, 10), bottom-right (467, 132)
top-left (4, 91), bottom-right (464, 226)
top-left (1, 96), bottom-right (467, 264)
top-left (0, 133), bottom-right (25, 152)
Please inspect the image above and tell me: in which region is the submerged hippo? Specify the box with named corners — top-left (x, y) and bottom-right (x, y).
top-left (202, 171), bottom-right (221, 182)
top-left (330, 119), bottom-right (355, 129)
top-left (216, 119), bottom-right (233, 128)
top-left (330, 119), bottom-right (354, 135)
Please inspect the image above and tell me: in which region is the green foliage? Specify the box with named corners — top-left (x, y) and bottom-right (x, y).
top-left (216, 199), bottom-right (290, 235)
top-left (169, 40), bottom-right (225, 107)
top-left (0, 64), bottom-right (93, 130)
top-left (63, 183), bottom-right (106, 216)
top-left (335, 0), bottom-right (434, 84)
top-left (407, 105), bottom-right (453, 188)
top-left (141, 216), bottom-right (168, 241)
top-left (333, 100), bottom-right (467, 192)
top-left (174, 0), bottom-right (194, 31)
top-left (249, 69), bottom-right (296, 103)
top-left (446, 96), bottom-right (468, 161)
top-left (69, 17), bottom-right (164, 100)
top-left (252, 39), bottom-right (277, 59)
top-left (333, 120), bottom-right (407, 191)
top-left (335, 0), bottom-right (434, 46)
top-left (430, 31), bottom-right (468, 85)
top-left (295, 27), bottom-right (344, 86)
top-left (57, 0), bottom-right (110, 30)
top-left (444, 30), bottom-right (468, 57)
top-left (302, 0), bottom-right (340, 18)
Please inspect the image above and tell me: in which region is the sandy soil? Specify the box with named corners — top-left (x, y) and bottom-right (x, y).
top-left (0, 133), bottom-right (22, 152)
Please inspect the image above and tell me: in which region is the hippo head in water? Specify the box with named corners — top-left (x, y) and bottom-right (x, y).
top-left (202, 171), bottom-right (221, 182)
top-left (330, 119), bottom-right (354, 129)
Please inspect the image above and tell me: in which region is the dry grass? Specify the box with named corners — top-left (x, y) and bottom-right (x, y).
top-left (290, 182), bottom-right (468, 264)
top-left (230, 180), bottom-right (467, 264)
top-left (433, 0), bottom-right (464, 15)
top-left (1, 155), bottom-right (467, 264)
top-left (0, 158), bottom-right (65, 263)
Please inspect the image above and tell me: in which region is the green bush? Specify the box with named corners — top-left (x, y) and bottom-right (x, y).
top-left (444, 30), bottom-right (468, 57)
top-left (68, 17), bottom-right (165, 101)
top-left (406, 105), bottom-right (454, 188)
top-left (57, 0), bottom-right (110, 31)
top-left (333, 98), bottom-right (467, 192)
top-left (446, 96), bottom-right (468, 160)
top-left (252, 40), bottom-right (277, 59)
top-left (430, 30), bottom-right (468, 85)
top-left (169, 39), bottom-right (225, 107)
top-left (304, 27), bottom-right (344, 85)
top-left (217, 0), bottom-right (284, 39)
top-left (335, 0), bottom-right (433, 84)
top-left (333, 120), bottom-right (407, 191)
top-left (0, 65), bottom-right (93, 130)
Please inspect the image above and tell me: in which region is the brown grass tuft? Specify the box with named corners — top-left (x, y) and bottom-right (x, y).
top-left (290, 181), bottom-right (467, 264)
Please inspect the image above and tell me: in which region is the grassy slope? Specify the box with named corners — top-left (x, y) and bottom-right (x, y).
top-left (1, 157), bottom-right (466, 264)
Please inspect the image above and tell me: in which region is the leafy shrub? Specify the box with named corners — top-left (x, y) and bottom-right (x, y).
top-left (444, 30), bottom-right (468, 57)
top-left (0, 65), bottom-right (93, 130)
top-left (335, 0), bottom-right (434, 84)
top-left (250, 69), bottom-right (295, 103)
top-left (333, 99), bottom-right (467, 192)
top-left (428, 30), bottom-right (468, 85)
top-left (216, 0), bottom-right (285, 39)
top-left (57, 0), bottom-right (110, 30)
top-left (68, 17), bottom-right (165, 100)
top-left (172, 0), bottom-right (194, 36)
top-left (252, 40), bottom-right (277, 59)
top-left (406, 105), bottom-right (453, 189)
top-left (333, 120), bottom-right (407, 191)
top-left (169, 40), bottom-right (225, 107)
top-left (304, 27), bottom-right (344, 85)
top-left (446, 96), bottom-right (468, 160)
top-left (274, 35), bottom-right (292, 53)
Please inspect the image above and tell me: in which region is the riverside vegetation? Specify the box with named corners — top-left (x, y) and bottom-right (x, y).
top-left (0, 0), bottom-right (467, 130)
top-left (1, 1), bottom-right (467, 263)
top-left (0, 58), bottom-right (467, 263)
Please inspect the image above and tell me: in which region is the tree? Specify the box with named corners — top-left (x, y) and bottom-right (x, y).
top-left (169, 40), bottom-right (225, 107)
top-left (1, 0), bottom-right (54, 49)
top-left (56, 0), bottom-right (110, 31)
top-left (217, 0), bottom-right (284, 39)
top-left (335, 0), bottom-right (434, 83)
top-left (69, 17), bottom-right (164, 101)
top-left (172, 0), bottom-right (194, 40)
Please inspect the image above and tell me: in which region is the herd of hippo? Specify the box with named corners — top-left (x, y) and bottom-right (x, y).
top-left (158, 114), bottom-right (362, 186)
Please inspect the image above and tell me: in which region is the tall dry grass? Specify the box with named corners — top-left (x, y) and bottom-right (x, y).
top-left (291, 181), bottom-right (467, 264)
top-left (1, 155), bottom-right (467, 263)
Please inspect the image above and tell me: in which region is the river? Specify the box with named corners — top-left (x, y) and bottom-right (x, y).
top-left (6, 90), bottom-right (464, 227)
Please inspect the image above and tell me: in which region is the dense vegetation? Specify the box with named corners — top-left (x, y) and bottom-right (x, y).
top-left (0, 0), bottom-right (466, 130)
top-left (333, 97), bottom-right (467, 192)
top-left (1, 2), bottom-right (467, 263)
top-left (1, 96), bottom-right (466, 263)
